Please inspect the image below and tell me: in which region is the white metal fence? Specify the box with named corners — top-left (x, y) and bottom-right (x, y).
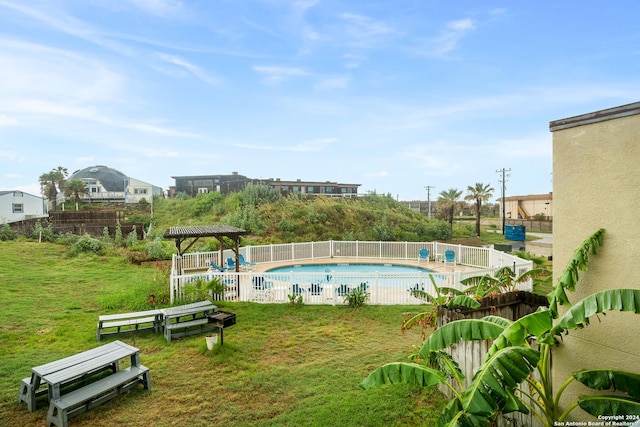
top-left (169, 240), bottom-right (532, 304)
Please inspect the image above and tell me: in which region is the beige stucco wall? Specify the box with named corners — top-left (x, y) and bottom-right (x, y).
top-left (552, 111), bottom-right (640, 421)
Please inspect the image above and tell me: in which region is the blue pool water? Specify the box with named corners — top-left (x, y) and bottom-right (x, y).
top-left (267, 263), bottom-right (431, 274)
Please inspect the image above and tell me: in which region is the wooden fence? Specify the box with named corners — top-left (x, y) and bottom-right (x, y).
top-left (7, 210), bottom-right (143, 238)
top-left (436, 291), bottom-right (549, 427)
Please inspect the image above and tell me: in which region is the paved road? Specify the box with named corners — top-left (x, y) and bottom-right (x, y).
top-left (527, 232), bottom-right (552, 244)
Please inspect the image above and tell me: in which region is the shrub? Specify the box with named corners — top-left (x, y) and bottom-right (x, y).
top-left (174, 191), bottom-right (190, 200)
top-left (114, 222), bottom-right (124, 247)
top-left (125, 226), bottom-right (138, 247)
top-left (277, 218), bottom-right (295, 232)
top-left (426, 220), bottom-right (453, 241)
top-left (344, 284), bottom-right (369, 309)
top-left (145, 237), bottom-right (170, 260)
top-left (56, 232), bottom-right (80, 246)
top-left (191, 191), bottom-right (223, 217)
top-left (126, 249), bottom-right (153, 265)
top-left (223, 206), bottom-right (265, 234)
top-left (239, 183), bottom-right (281, 207)
top-left (68, 234), bottom-right (104, 256)
top-left (0, 223), bottom-right (16, 241)
top-left (32, 220), bottom-right (55, 242)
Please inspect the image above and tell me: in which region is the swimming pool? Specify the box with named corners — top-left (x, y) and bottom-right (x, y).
top-left (264, 263), bottom-right (440, 288)
top-left (253, 262), bottom-right (444, 304)
top-left (267, 263), bottom-right (432, 274)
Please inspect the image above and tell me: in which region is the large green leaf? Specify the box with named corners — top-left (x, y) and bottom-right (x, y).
top-left (460, 274), bottom-right (499, 288)
top-left (359, 362), bottom-right (446, 390)
top-left (436, 398), bottom-right (495, 427)
top-left (486, 309), bottom-right (553, 357)
top-left (419, 319), bottom-right (506, 358)
top-left (578, 395), bottom-right (640, 417)
top-left (427, 350), bottom-right (465, 383)
top-left (460, 346), bottom-right (539, 417)
top-left (481, 315), bottom-right (513, 328)
top-left (444, 295), bottom-right (481, 309)
top-left (547, 229), bottom-right (605, 316)
top-left (550, 289), bottom-right (640, 338)
top-left (573, 369), bottom-right (640, 398)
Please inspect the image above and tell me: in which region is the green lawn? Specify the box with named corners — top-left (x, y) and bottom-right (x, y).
top-left (0, 241), bottom-right (445, 426)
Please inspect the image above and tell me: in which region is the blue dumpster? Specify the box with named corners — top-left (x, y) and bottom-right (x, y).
top-left (505, 225), bottom-right (526, 241)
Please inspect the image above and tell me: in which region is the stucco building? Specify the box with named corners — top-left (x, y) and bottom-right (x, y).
top-left (549, 101), bottom-right (640, 421)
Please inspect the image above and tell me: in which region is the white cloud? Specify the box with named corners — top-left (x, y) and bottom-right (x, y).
top-left (233, 137), bottom-right (337, 152)
top-left (420, 17), bottom-right (476, 57)
top-left (156, 53), bottom-right (221, 85)
top-left (253, 65), bottom-right (309, 85)
top-left (315, 75), bottom-right (350, 91)
top-left (364, 170), bottom-right (389, 178)
top-left (0, 1), bottom-right (137, 57)
top-left (128, 0), bottom-right (183, 17)
top-left (73, 157), bottom-right (95, 165)
top-left (0, 114), bottom-right (18, 126)
top-left (339, 13), bottom-right (397, 49)
top-left (342, 53), bottom-right (366, 69)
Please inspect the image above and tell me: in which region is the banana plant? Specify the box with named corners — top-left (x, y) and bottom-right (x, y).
top-left (361, 229), bottom-right (640, 426)
top-left (460, 265), bottom-right (551, 297)
top-left (403, 274), bottom-right (481, 336)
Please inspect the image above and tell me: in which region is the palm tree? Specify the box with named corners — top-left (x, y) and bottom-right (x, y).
top-left (64, 179), bottom-right (88, 207)
top-left (438, 188), bottom-right (462, 227)
top-left (39, 166), bottom-right (68, 210)
top-left (465, 182), bottom-right (494, 236)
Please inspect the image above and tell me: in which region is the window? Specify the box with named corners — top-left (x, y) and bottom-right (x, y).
top-left (325, 186), bottom-right (334, 193)
top-left (12, 203), bottom-right (23, 213)
top-left (198, 188), bottom-right (209, 194)
top-left (292, 186), bottom-right (300, 193)
top-left (134, 188), bottom-right (148, 195)
top-left (307, 186), bottom-right (314, 193)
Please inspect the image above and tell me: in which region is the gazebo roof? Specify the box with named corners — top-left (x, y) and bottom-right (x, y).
top-left (163, 225), bottom-right (248, 256)
top-left (163, 225), bottom-right (248, 239)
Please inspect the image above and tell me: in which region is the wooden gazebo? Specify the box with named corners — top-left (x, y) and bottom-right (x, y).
top-left (163, 225), bottom-right (248, 272)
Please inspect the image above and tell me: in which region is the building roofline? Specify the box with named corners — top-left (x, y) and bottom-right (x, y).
top-left (549, 101), bottom-right (640, 132)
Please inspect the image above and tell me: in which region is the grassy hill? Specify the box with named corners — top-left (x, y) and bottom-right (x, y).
top-left (149, 187), bottom-right (477, 246)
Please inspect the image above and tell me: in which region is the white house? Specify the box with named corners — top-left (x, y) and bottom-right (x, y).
top-left (0, 191), bottom-right (47, 224)
top-left (126, 177), bottom-right (163, 203)
top-left (66, 165), bottom-right (162, 204)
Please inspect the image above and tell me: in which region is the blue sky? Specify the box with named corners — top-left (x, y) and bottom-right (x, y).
top-left (2, 1), bottom-right (640, 201)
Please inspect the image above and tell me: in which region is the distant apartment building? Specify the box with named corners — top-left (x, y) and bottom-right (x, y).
top-left (170, 172), bottom-right (360, 197)
top-left (502, 193), bottom-right (553, 220)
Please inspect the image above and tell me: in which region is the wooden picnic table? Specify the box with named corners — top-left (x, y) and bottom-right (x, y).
top-left (19, 340), bottom-right (140, 412)
top-left (161, 300), bottom-right (218, 343)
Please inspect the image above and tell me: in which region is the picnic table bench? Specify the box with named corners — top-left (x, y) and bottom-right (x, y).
top-left (18, 340), bottom-right (150, 427)
top-left (96, 308), bottom-right (164, 341)
top-left (162, 300), bottom-right (218, 343)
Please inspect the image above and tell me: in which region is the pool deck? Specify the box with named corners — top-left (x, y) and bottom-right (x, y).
top-left (247, 257), bottom-right (479, 273)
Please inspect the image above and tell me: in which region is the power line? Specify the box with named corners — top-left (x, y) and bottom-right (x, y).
top-left (424, 185), bottom-right (435, 219)
top-left (496, 168), bottom-right (511, 235)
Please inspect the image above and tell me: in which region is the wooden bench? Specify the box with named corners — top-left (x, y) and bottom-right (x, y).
top-left (19, 341), bottom-right (138, 412)
top-left (96, 309), bottom-right (164, 341)
top-left (46, 365), bottom-right (151, 427)
top-left (161, 300), bottom-right (218, 343)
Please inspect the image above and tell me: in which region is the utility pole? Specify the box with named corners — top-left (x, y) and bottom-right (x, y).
top-left (424, 185), bottom-right (435, 219)
top-left (496, 168), bottom-right (511, 235)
